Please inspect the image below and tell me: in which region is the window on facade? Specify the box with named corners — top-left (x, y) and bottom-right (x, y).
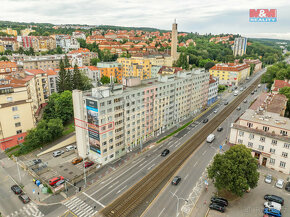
top-left (258, 145), bottom-right (264, 151)
top-left (16, 130), bottom-right (22, 134)
top-left (110, 154), bottom-right (114, 158)
top-left (280, 161), bottom-right (286, 168)
top-left (238, 139), bottom-right (243, 144)
top-left (260, 137), bottom-right (265, 142)
top-left (249, 134), bottom-right (254, 139)
top-left (270, 148), bottom-right (275, 154)
top-left (269, 158), bottom-right (275, 165)
top-left (103, 149), bottom-right (107, 153)
top-left (101, 126), bottom-right (106, 131)
top-left (7, 97), bottom-right (13, 102)
top-left (13, 115), bottom-right (20, 119)
top-left (248, 142), bottom-right (253, 147)
top-left (15, 122), bottom-right (21, 127)
top-left (102, 141), bottom-right (107, 146)
top-left (239, 131), bottom-right (244, 136)
top-left (271, 140), bottom-right (277, 145)
top-left (109, 139), bottom-right (113, 143)
top-left (280, 130), bottom-right (288, 136)
top-left (282, 152), bottom-right (288, 158)
top-left (17, 137), bottom-right (23, 141)
top-left (107, 100), bottom-right (111, 105)
top-left (247, 122), bottom-right (253, 128)
top-left (12, 106), bottom-right (18, 111)
top-left (263, 126), bottom-right (269, 132)
top-left (284, 143), bottom-right (290, 149)
top-left (100, 102), bottom-right (105, 106)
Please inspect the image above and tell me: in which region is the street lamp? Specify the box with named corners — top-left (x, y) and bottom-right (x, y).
top-left (170, 191), bottom-right (188, 217)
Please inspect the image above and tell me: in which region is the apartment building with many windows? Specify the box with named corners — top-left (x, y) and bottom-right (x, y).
top-left (73, 69), bottom-right (209, 165)
top-left (0, 76), bottom-right (36, 150)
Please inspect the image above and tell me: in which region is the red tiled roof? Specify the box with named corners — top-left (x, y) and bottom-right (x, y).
top-left (273, 80), bottom-right (290, 89)
top-left (87, 66), bottom-right (99, 71)
top-left (25, 69), bottom-right (46, 75)
top-left (0, 61), bottom-right (17, 69)
top-left (69, 48), bottom-right (90, 54)
top-left (210, 63), bottom-right (250, 72)
top-left (45, 69), bottom-right (57, 76)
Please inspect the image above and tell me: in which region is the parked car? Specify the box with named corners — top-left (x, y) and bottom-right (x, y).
top-left (11, 185), bottom-right (22, 195)
top-left (264, 195), bottom-right (284, 206)
top-left (258, 84), bottom-right (261, 88)
top-left (275, 179), bottom-right (284, 189)
top-left (217, 127), bottom-right (223, 132)
top-left (237, 107), bottom-right (241, 111)
top-left (264, 174), bottom-right (272, 184)
top-left (209, 203), bottom-right (225, 213)
top-left (210, 197), bottom-right (228, 206)
top-left (251, 91), bottom-right (255, 95)
top-left (171, 176), bottom-right (181, 185)
top-left (49, 176), bottom-right (64, 186)
top-left (263, 208), bottom-right (281, 217)
top-left (55, 179), bottom-right (65, 187)
top-left (72, 157), bottom-right (83, 165)
top-left (84, 161), bottom-right (94, 168)
top-left (264, 201), bottom-right (281, 211)
top-left (285, 182), bottom-right (290, 192)
top-left (224, 101), bottom-right (228, 105)
top-left (161, 149), bottom-right (170, 157)
top-left (53, 150), bottom-right (63, 157)
top-left (254, 89), bottom-right (257, 92)
top-left (213, 110), bottom-right (218, 113)
top-left (203, 118), bottom-right (208, 123)
top-left (18, 194), bottom-right (30, 204)
top-left (66, 145), bottom-right (75, 152)
top-left (32, 159), bottom-right (42, 165)
top-left (244, 99), bottom-right (247, 103)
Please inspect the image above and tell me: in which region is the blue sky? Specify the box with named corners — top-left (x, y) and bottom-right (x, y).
top-left (2, 0), bottom-right (290, 39)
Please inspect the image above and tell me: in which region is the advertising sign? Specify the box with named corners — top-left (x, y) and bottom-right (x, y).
top-left (249, 9), bottom-right (277, 22)
top-left (86, 99), bottom-right (101, 154)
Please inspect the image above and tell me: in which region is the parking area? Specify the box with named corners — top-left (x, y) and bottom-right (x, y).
top-left (208, 170), bottom-right (290, 217)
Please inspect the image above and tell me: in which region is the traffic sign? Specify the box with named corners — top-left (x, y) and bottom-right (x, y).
top-left (32, 189), bottom-right (35, 194)
top-left (219, 145), bottom-right (223, 150)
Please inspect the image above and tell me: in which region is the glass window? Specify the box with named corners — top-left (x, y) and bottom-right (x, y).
top-left (280, 161), bottom-right (286, 168)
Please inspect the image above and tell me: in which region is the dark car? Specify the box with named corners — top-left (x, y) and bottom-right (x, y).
top-left (161, 149), bottom-right (170, 157)
top-left (84, 161), bottom-right (94, 168)
top-left (264, 195), bottom-right (284, 206)
top-left (172, 176), bottom-right (181, 185)
top-left (209, 203), bottom-right (225, 213)
top-left (251, 91), bottom-right (255, 95)
top-left (237, 107), bottom-right (241, 111)
top-left (224, 102), bottom-right (228, 105)
top-left (217, 127), bottom-right (223, 132)
top-left (32, 159), bottom-right (42, 165)
top-left (203, 119), bottom-right (208, 123)
top-left (11, 185), bottom-right (22, 195)
top-left (211, 196), bottom-right (228, 206)
top-left (285, 182), bottom-right (290, 192)
top-left (263, 208), bottom-right (281, 217)
top-left (18, 194), bottom-right (30, 204)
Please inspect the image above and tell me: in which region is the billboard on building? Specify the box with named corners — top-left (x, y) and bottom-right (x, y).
top-left (86, 99), bottom-right (101, 154)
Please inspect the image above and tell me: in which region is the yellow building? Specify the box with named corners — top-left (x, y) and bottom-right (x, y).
top-left (209, 63), bottom-right (250, 86)
top-left (117, 57), bottom-right (151, 80)
top-left (0, 76), bottom-right (35, 150)
top-left (20, 28), bottom-right (35, 36)
top-left (0, 28), bottom-right (17, 36)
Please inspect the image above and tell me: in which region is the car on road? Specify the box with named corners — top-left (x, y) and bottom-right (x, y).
top-left (209, 203), bottom-right (225, 213)
top-left (264, 174), bottom-right (272, 184)
top-left (11, 185), bottom-right (22, 195)
top-left (224, 101), bottom-right (228, 105)
top-left (72, 157), bottom-right (83, 165)
top-left (217, 127), bottom-right (223, 132)
top-left (53, 150), bottom-right (63, 157)
top-left (49, 176), bottom-right (64, 186)
top-left (244, 99), bottom-right (247, 103)
top-left (213, 110), bottom-right (218, 113)
top-left (251, 91), bottom-right (254, 95)
top-left (285, 182), bottom-right (290, 192)
top-left (275, 179), bottom-right (284, 189)
top-left (32, 159), bottom-right (42, 165)
top-left (203, 118), bottom-right (208, 123)
top-left (66, 145), bottom-right (75, 152)
top-left (18, 194), bottom-right (30, 204)
top-left (264, 195), bottom-right (284, 206)
top-left (263, 208), bottom-right (281, 217)
top-left (84, 161), bottom-right (94, 168)
top-left (237, 107), bottom-right (241, 111)
top-left (258, 84), bottom-right (261, 88)
top-left (264, 201), bottom-right (281, 211)
top-left (254, 89), bottom-right (257, 92)
top-left (161, 149), bottom-right (170, 157)
top-left (171, 176), bottom-right (181, 185)
top-left (210, 197), bottom-right (228, 206)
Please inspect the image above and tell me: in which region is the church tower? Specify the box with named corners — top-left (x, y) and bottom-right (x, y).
top-left (171, 19), bottom-right (178, 62)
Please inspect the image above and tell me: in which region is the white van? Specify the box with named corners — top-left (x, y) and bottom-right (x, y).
top-left (206, 134), bottom-right (215, 143)
top-left (264, 201), bottom-right (281, 211)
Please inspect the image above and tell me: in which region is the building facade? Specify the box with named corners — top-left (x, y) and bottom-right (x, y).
top-left (0, 61), bottom-right (18, 78)
top-left (73, 69), bottom-right (209, 165)
top-left (97, 62), bottom-right (123, 83)
top-left (233, 37), bottom-right (247, 56)
top-left (209, 63), bottom-right (250, 86)
top-left (208, 75), bottom-right (219, 105)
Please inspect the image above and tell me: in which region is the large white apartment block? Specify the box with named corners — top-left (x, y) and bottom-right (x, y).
top-left (229, 109), bottom-right (290, 174)
top-left (73, 69), bottom-right (209, 165)
top-left (233, 37), bottom-right (247, 56)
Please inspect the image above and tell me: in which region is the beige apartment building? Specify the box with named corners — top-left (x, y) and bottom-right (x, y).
top-left (229, 93), bottom-right (290, 174)
top-left (0, 76), bottom-right (35, 150)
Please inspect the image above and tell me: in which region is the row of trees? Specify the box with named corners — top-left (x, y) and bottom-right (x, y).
top-left (279, 87), bottom-right (290, 117)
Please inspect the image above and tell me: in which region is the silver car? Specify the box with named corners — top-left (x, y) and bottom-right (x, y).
top-left (264, 174), bottom-right (272, 184)
top-left (275, 179), bottom-right (284, 189)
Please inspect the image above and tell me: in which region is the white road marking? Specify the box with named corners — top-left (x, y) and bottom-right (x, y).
top-left (202, 150), bottom-right (206, 156)
top-left (194, 161), bottom-right (198, 167)
top-left (184, 174), bottom-right (189, 180)
top-left (116, 185), bottom-right (128, 194)
top-left (108, 181), bottom-right (119, 189)
top-left (147, 164), bottom-right (156, 170)
top-left (83, 192), bottom-right (105, 208)
top-left (138, 161), bottom-right (147, 168)
top-left (158, 208), bottom-right (165, 217)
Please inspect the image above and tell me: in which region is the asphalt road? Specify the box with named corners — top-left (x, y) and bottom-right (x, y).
top-left (141, 72), bottom-right (267, 217)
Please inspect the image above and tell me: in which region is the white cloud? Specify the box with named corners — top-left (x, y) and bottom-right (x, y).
top-left (1, 0), bottom-right (290, 39)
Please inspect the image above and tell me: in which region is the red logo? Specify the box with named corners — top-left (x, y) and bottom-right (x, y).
top-left (249, 9), bottom-right (277, 22)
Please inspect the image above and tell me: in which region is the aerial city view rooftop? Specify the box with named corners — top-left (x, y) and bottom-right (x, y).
top-left (0, 0), bottom-right (289, 217)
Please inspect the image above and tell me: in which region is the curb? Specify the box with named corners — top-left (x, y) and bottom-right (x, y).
top-left (204, 208), bottom-right (210, 217)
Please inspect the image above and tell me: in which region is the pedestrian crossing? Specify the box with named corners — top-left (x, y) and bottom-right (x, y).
top-left (63, 197), bottom-right (96, 217)
top-left (7, 203), bottom-right (44, 217)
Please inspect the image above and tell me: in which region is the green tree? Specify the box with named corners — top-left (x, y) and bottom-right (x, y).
top-left (218, 85), bottom-right (226, 93)
top-left (174, 52), bottom-right (189, 70)
top-left (208, 145), bottom-right (259, 197)
top-left (56, 59), bottom-right (68, 93)
top-left (64, 55), bottom-right (71, 68)
top-left (204, 61), bottom-right (215, 71)
top-left (18, 47), bottom-right (24, 54)
top-left (56, 46), bottom-right (63, 54)
top-left (90, 58), bottom-right (98, 66)
top-left (249, 63), bottom-right (255, 76)
top-left (100, 75), bottom-right (110, 84)
top-left (29, 47), bottom-right (35, 55)
top-left (72, 64), bottom-right (82, 90)
top-left (0, 56), bottom-right (9, 61)
top-left (80, 72), bottom-right (93, 90)
top-left (279, 86), bottom-right (290, 117)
